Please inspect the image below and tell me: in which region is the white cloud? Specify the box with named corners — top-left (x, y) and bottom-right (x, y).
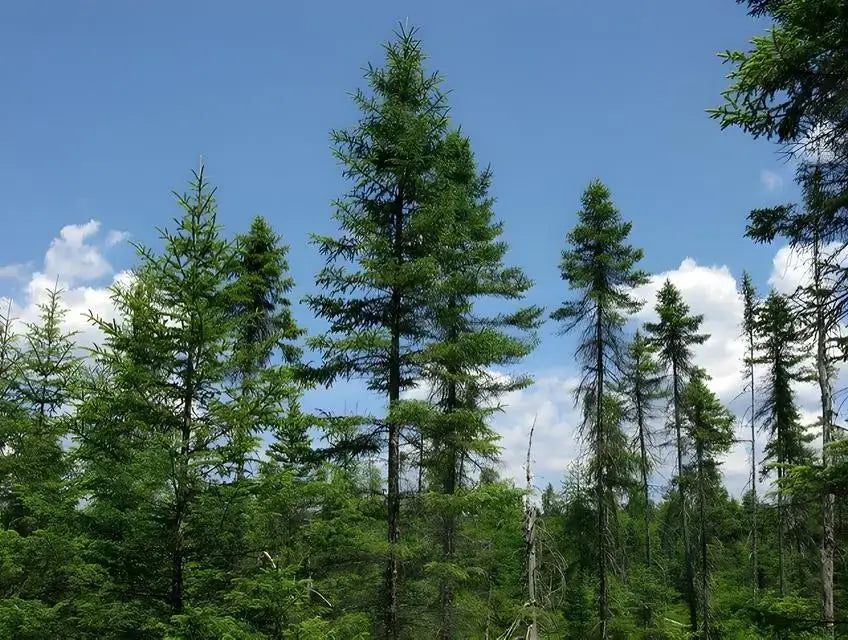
top-left (2, 220), bottom-right (129, 347)
top-left (492, 372), bottom-right (583, 491)
top-left (632, 258), bottom-right (744, 402)
top-left (760, 169), bottom-right (784, 192)
top-left (105, 230), bottom-right (130, 247)
top-left (0, 263), bottom-right (29, 281)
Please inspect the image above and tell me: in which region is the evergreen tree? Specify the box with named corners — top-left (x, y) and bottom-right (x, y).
top-left (7, 286), bottom-right (80, 536)
top-left (75, 167), bottom-right (304, 636)
top-left (619, 329), bottom-right (665, 567)
top-left (417, 130), bottom-right (541, 638)
top-left (680, 369), bottom-right (734, 640)
top-left (711, 0), bottom-right (848, 215)
top-left (305, 25), bottom-right (450, 638)
top-left (745, 164), bottom-right (843, 634)
top-left (645, 279), bottom-right (708, 632)
top-left (228, 215), bottom-right (304, 479)
top-left (551, 179), bottom-right (647, 637)
top-left (754, 290), bottom-right (813, 596)
top-left (740, 270), bottom-right (760, 595)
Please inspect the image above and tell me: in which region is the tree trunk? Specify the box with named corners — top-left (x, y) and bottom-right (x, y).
top-left (525, 420), bottom-right (538, 640)
top-left (673, 361), bottom-right (697, 632)
top-left (385, 193), bottom-right (403, 640)
top-left (595, 311), bottom-right (608, 639)
top-left (697, 442), bottom-right (710, 640)
top-left (172, 352), bottom-right (194, 615)
top-left (778, 467), bottom-right (785, 597)
top-left (636, 390), bottom-right (651, 567)
top-left (440, 376), bottom-right (458, 640)
top-left (748, 330), bottom-right (758, 598)
top-left (813, 230), bottom-right (835, 637)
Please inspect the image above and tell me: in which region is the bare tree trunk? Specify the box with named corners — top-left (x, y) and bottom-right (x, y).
top-left (525, 419), bottom-right (538, 640)
top-left (673, 361), bottom-right (698, 632)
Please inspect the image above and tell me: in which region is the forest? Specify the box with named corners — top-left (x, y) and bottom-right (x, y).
top-left (2, 1), bottom-right (848, 638)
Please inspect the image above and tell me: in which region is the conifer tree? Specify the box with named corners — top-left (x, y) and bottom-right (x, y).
top-left (551, 179), bottom-right (647, 637)
top-left (77, 167), bottom-right (300, 634)
top-left (305, 25), bottom-right (450, 638)
top-left (754, 290), bottom-right (813, 596)
top-left (228, 215), bottom-right (303, 479)
top-left (419, 130), bottom-right (541, 638)
top-left (681, 368), bottom-right (734, 640)
top-left (645, 279), bottom-right (708, 632)
top-left (8, 286), bottom-right (80, 535)
top-left (619, 329), bottom-right (665, 566)
top-left (740, 270), bottom-right (760, 595)
top-left (0, 301), bottom-right (20, 520)
top-left (746, 164), bottom-right (842, 633)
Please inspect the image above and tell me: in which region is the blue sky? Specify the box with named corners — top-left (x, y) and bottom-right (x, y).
top-left (1, 1), bottom-right (810, 492)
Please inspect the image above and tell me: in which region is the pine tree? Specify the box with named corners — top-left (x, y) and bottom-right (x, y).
top-left (77, 166), bottom-right (290, 635)
top-left (418, 130), bottom-right (541, 638)
top-left (740, 270), bottom-right (760, 595)
top-left (227, 215), bottom-right (303, 479)
top-left (746, 164), bottom-right (843, 634)
top-left (0, 300), bottom-right (21, 520)
top-left (619, 329), bottom-right (665, 567)
top-left (754, 290), bottom-right (813, 596)
top-left (305, 25), bottom-right (450, 639)
top-left (8, 285), bottom-right (80, 535)
top-left (645, 279), bottom-right (708, 632)
top-left (681, 368), bottom-right (734, 640)
top-left (551, 179), bottom-right (647, 637)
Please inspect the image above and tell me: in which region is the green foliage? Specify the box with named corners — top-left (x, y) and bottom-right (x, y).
top-left (551, 178), bottom-right (647, 636)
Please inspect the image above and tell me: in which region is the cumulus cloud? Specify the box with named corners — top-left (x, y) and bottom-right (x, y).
top-left (760, 169), bottom-right (784, 192)
top-left (0, 220), bottom-right (129, 347)
top-left (491, 372), bottom-right (583, 491)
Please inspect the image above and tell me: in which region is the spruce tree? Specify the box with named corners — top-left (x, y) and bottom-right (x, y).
top-left (77, 167), bottom-right (299, 635)
top-left (681, 368), bottom-right (734, 640)
top-left (7, 286), bottom-right (80, 535)
top-left (740, 270), bottom-right (760, 595)
top-left (551, 179), bottom-right (647, 637)
top-left (419, 130), bottom-right (541, 638)
top-left (746, 164), bottom-right (842, 633)
top-left (305, 25), bottom-right (450, 639)
top-left (645, 279), bottom-right (708, 632)
top-left (754, 290), bottom-right (813, 596)
top-left (619, 329), bottom-right (665, 567)
top-left (227, 215), bottom-right (303, 479)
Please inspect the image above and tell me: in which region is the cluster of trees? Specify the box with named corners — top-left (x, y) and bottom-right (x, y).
top-left (2, 1), bottom-right (848, 637)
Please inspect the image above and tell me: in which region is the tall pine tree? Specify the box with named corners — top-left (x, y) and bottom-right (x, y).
top-left (418, 130), bottom-right (541, 638)
top-left (645, 279), bottom-right (708, 632)
top-left (681, 368), bottom-right (734, 640)
top-left (551, 179), bottom-right (647, 638)
top-left (740, 270), bottom-right (760, 595)
top-left (619, 329), bottom-right (665, 567)
top-left (305, 25), bottom-right (450, 639)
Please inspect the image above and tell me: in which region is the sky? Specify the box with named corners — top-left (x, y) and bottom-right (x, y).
top-left (0, 1), bottom-right (822, 497)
